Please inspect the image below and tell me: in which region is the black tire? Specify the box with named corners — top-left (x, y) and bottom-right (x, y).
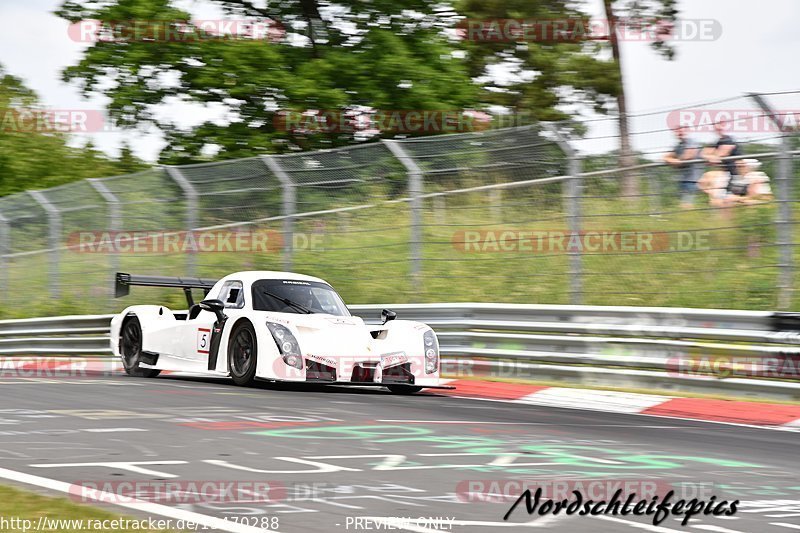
top-left (120, 316), bottom-right (161, 378)
top-left (228, 320), bottom-right (258, 386)
top-left (387, 385), bottom-right (423, 395)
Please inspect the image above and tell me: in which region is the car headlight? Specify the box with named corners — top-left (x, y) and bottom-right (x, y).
top-left (267, 322), bottom-right (303, 369)
top-left (423, 330), bottom-right (439, 374)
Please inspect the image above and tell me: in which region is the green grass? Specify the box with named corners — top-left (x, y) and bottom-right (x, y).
top-left (0, 186), bottom-right (790, 319)
top-left (0, 485), bottom-right (176, 532)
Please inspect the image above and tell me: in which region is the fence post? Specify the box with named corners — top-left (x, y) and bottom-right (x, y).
top-left (567, 155), bottom-right (584, 304)
top-left (774, 136), bottom-right (794, 309)
top-left (28, 191), bottom-right (61, 300)
top-left (382, 140), bottom-right (423, 283)
top-left (749, 93), bottom-right (795, 309)
top-left (0, 212), bottom-right (8, 293)
top-left (261, 156), bottom-right (296, 271)
top-left (544, 124), bottom-right (583, 304)
top-left (88, 178), bottom-right (121, 303)
top-left (165, 166), bottom-right (198, 277)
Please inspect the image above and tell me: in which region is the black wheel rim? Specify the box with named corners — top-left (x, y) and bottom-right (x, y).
top-left (121, 321), bottom-right (141, 367)
top-left (231, 329), bottom-right (254, 377)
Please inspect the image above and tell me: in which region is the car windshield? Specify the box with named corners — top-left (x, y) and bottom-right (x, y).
top-left (251, 279), bottom-right (350, 316)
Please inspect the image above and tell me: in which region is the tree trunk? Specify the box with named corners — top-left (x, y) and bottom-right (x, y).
top-left (603, 0), bottom-right (638, 198)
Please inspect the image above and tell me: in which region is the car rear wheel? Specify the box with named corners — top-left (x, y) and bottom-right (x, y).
top-left (228, 321), bottom-right (258, 386)
top-left (387, 385), bottom-right (423, 395)
top-left (120, 316), bottom-right (161, 378)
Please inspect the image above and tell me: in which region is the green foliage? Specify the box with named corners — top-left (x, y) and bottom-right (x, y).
top-left (53, 0), bottom-right (662, 162)
top-left (56, 0), bottom-right (482, 162)
top-left (1, 191), bottom-right (789, 319)
top-left (458, 0), bottom-right (621, 119)
top-left (0, 67), bottom-right (148, 196)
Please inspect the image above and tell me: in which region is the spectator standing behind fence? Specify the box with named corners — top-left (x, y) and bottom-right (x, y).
top-left (698, 121), bottom-right (741, 207)
top-left (664, 126), bottom-right (701, 208)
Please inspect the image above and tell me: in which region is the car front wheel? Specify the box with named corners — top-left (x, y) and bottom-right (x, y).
top-left (228, 321), bottom-right (258, 386)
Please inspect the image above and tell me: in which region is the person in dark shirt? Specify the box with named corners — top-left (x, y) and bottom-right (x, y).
top-left (664, 126), bottom-right (700, 208)
top-left (702, 120), bottom-right (741, 195)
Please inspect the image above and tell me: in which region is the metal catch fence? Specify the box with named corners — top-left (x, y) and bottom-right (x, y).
top-left (0, 93), bottom-right (798, 318)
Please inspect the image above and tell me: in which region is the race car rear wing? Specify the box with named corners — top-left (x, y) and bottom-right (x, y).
top-left (115, 272), bottom-right (218, 306)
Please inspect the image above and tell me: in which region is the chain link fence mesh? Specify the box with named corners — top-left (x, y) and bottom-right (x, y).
top-left (0, 94), bottom-right (796, 318)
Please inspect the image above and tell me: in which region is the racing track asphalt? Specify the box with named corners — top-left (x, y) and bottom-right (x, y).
top-left (0, 372), bottom-right (797, 533)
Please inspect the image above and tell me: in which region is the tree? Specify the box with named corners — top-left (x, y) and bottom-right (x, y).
top-left (600, 0), bottom-right (678, 196)
top-left (458, 0), bottom-right (621, 124)
top-left (459, 0), bottom-right (679, 193)
top-left (0, 65), bottom-right (144, 196)
top-left (56, 0), bottom-right (481, 163)
top-left (56, 0), bottom-right (660, 164)
top-left (116, 141), bottom-right (147, 174)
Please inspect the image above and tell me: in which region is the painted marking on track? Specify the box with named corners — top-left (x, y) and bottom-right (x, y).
top-left (595, 516), bottom-right (686, 532)
top-left (30, 460), bottom-right (187, 478)
top-left (204, 458), bottom-right (359, 474)
top-left (376, 420), bottom-right (539, 425)
top-left (741, 503), bottom-right (800, 514)
top-left (376, 420), bottom-right (689, 428)
top-left (691, 525), bottom-right (747, 533)
top-left (0, 379), bottom-right (145, 386)
top-left (0, 466), bottom-right (275, 533)
top-left (771, 523), bottom-right (800, 530)
top-left (81, 428), bottom-right (148, 433)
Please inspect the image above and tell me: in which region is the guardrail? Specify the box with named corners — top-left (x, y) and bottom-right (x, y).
top-left (0, 314), bottom-right (112, 355)
top-left (2, 305), bottom-right (800, 400)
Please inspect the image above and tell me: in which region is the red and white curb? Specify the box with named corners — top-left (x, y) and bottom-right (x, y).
top-left (4, 358), bottom-right (800, 429)
top-left (435, 379), bottom-right (800, 429)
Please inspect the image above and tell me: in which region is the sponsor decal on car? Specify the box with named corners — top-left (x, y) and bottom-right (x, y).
top-left (325, 317), bottom-right (357, 326)
top-left (305, 354), bottom-right (337, 367)
top-left (381, 352), bottom-right (409, 368)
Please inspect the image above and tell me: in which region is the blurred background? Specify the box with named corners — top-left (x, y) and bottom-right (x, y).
top-left (0, 0), bottom-right (799, 317)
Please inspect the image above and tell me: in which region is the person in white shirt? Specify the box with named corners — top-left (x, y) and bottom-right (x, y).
top-left (731, 159), bottom-right (772, 204)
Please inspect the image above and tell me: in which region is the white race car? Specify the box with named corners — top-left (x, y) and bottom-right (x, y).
top-left (110, 271), bottom-right (452, 394)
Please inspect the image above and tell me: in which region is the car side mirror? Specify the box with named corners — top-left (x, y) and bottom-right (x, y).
top-left (199, 299), bottom-right (226, 322)
top-left (381, 309), bottom-right (397, 324)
